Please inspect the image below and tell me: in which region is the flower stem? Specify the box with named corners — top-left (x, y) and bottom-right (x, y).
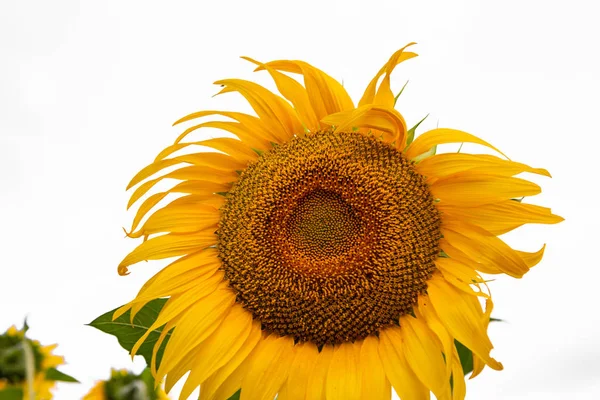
top-left (21, 340), bottom-right (35, 400)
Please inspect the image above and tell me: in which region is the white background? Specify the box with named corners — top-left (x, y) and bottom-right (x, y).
top-left (1, 0), bottom-right (599, 399)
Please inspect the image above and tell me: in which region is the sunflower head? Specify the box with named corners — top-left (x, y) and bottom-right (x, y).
top-left (83, 368), bottom-right (169, 400)
top-left (218, 129), bottom-right (443, 346)
top-left (118, 43), bottom-right (563, 400)
top-left (0, 324), bottom-right (66, 399)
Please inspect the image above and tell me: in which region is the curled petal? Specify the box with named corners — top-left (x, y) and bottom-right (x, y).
top-left (322, 104), bottom-right (407, 149)
top-left (405, 128), bottom-right (507, 160)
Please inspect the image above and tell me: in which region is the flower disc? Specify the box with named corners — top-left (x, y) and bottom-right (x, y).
top-left (218, 130), bottom-right (442, 345)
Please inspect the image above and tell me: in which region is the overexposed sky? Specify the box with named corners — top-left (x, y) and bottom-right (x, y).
top-left (1, 0), bottom-right (599, 399)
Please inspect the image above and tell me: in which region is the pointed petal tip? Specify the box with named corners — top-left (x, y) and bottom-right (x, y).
top-left (240, 56), bottom-right (259, 67)
top-left (126, 180), bottom-right (137, 192)
top-left (173, 115), bottom-right (192, 126)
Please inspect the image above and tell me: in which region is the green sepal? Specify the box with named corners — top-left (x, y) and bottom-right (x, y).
top-left (393, 80), bottom-right (409, 106)
top-left (406, 114), bottom-right (429, 147)
top-left (21, 320), bottom-right (29, 335)
top-left (45, 367), bottom-right (79, 383)
top-left (87, 299), bottom-right (171, 369)
top-left (0, 387), bottom-right (24, 400)
top-left (412, 144), bottom-right (437, 163)
top-left (228, 389), bottom-right (241, 400)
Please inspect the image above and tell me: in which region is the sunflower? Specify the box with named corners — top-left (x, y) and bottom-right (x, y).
top-left (83, 368), bottom-right (169, 400)
top-left (0, 325), bottom-right (66, 399)
top-left (117, 43), bottom-right (563, 400)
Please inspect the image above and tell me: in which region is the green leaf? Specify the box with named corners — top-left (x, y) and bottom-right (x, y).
top-left (454, 339), bottom-right (473, 375)
top-left (45, 367), bottom-right (79, 383)
top-left (88, 299), bottom-right (171, 369)
top-left (0, 387), bottom-right (24, 400)
top-left (228, 389), bottom-right (241, 400)
top-left (406, 113), bottom-right (429, 147)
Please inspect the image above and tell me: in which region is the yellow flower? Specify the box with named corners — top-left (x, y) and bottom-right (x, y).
top-left (0, 325), bottom-right (65, 400)
top-left (118, 43), bottom-right (563, 400)
top-left (83, 369), bottom-right (169, 400)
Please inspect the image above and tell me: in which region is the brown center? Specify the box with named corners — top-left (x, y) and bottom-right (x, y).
top-left (217, 130), bottom-right (441, 346)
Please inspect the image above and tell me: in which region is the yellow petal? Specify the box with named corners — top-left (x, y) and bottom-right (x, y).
top-left (281, 341), bottom-right (319, 400)
top-left (243, 56), bottom-right (320, 130)
top-left (239, 334), bottom-right (295, 400)
top-left (516, 244), bottom-right (546, 268)
top-left (379, 326), bottom-right (430, 400)
top-left (373, 45), bottom-right (417, 107)
top-left (438, 201), bottom-right (564, 235)
top-left (405, 128), bottom-right (507, 161)
top-left (127, 153), bottom-right (243, 190)
top-left (127, 204), bottom-right (220, 238)
top-left (305, 345), bottom-right (334, 400)
top-left (451, 348), bottom-right (467, 400)
top-left (155, 138), bottom-right (258, 164)
top-left (129, 191), bottom-right (225, 234)
top-left (431, 174), bottom-right (541, 206)
top-left (129, 284), bottom-right (216, 358)
top-left (167, 180), bottom-right (231, 196)
top-left (127, 262), bottom-right (223, 323)
top-left (127, 192), bottom-right (169, 235)
top-left (118, 228), bottom-right (217, 275)
top-left (174, 118), bottom-right (273, 150)
top-left (439, 238), bottom-right (502, 275)
top-left (401, 315), bottom-right (450, 400)
top-left (195, 137), bottom-right (259, 162)
top-left (434, 258), bottom-right (489, 299)
top-left (214, 79), bottom-right (303, 142)
top-left (359, 336), bottom-right (391, 400)
top-left (321, 104), bottom-right (407, 149)
top-left (415, 153), bottom-right (551, 180)
top-left (326, 342), bottom-right (362, 400)
top-left (359, 43), bottom-right (418, 107)
top-left (127, 171), bottom-right (233, 210)
top-left (427, 276), bottom-right (503, 371)
top-left (156, 286), bottom-right (236, 381)
top-left (164, 334), bottom-right (203, 393)
top-left (260, 59), bottom-right (355, 121)
top-left (179, 305), bottom-right (254, 400)
top-left (198, 322), bottom-right (262, 400)
top-left (129, 248), bottom-right (219, 299)
top-left (470, 353), bottom-right (486, 379)
top-left (441, 220), bottom-right (530, 278)
top-left (416, 296), bottom-right (454, 382)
